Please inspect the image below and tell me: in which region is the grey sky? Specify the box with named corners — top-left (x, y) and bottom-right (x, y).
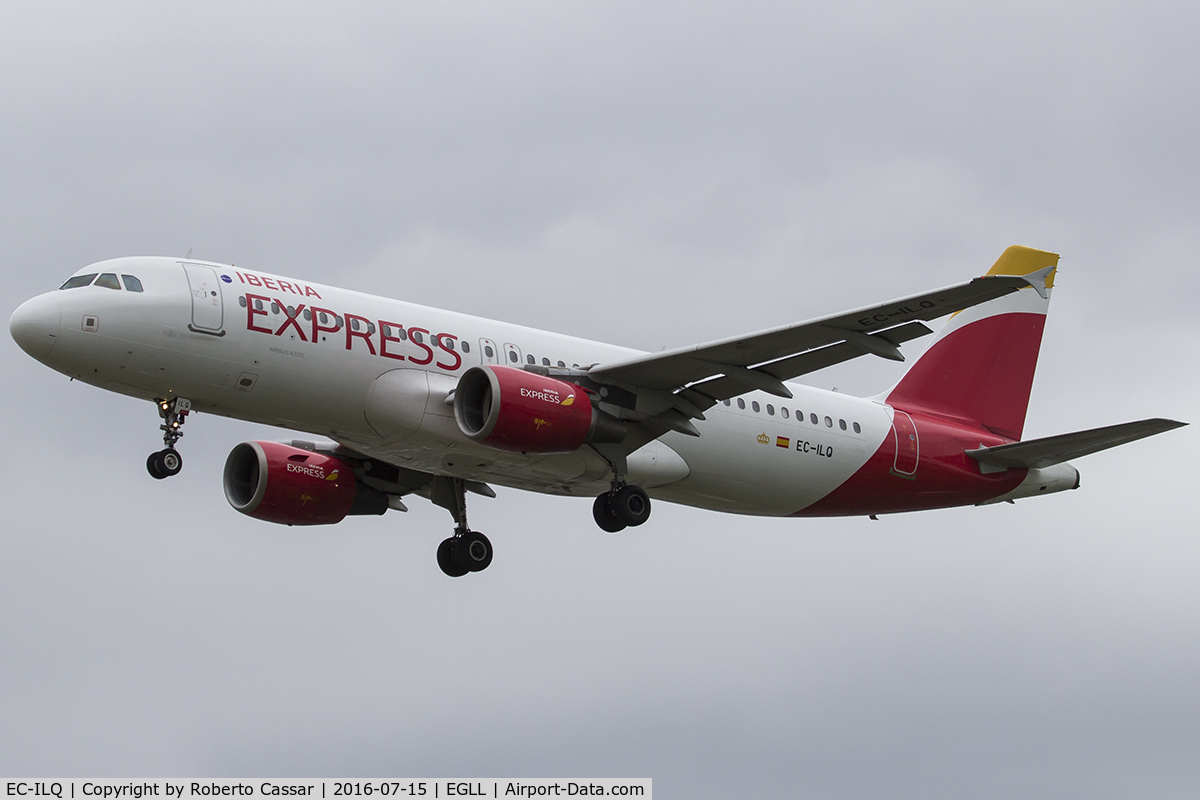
top-left (2, 2), bottom-right (1198, 796)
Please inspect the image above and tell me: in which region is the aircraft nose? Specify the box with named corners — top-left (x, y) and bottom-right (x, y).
top-left (10, 292), bottom-right (61, 361)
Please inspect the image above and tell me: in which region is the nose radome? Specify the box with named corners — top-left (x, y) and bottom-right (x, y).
top-left (10, 293), bottom-right (61, 361)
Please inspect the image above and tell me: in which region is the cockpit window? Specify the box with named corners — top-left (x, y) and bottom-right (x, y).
top-left (59, 274), bottom-right (97, 290)
top-left (121, 275), bottom-right (144, 292)
top-left (94, 273), bottom-right (121, 290)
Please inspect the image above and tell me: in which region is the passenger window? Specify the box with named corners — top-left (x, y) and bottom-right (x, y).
top-left (319, 312), bottom-right (328, 324)
top-left (303, 309), bottom-right (311, 321)
top-left (767, 404), bottom-right (775, 416)
top-left (542, 357), bottom-right (550, 366)
top-left (271, 302), bottom-right (280, 315)
top-left (810, 413), bottom-right (818, 425)
top-left (461, 341), bottom-right (470, 353)
top-left (557, 361), bottom-right (566, 368)
top-left (737, 398), bottom-right (746, 410)
top-left (508, 351), bottom-right (519, 363)
top-left (825, 416), bottom-right (833, 427)
top-left (781, 408), bottom-right (789, 419)
top-left (445, 338), bottom-right (456, 351)
top-left (238, 296), bottom-right (247, 308)
top-left (853, 422), bottom-right (861, 434)
top-left (350, 318), bottom-right (360, 331)
top-left (751, 401), bottom-right (760, 413)
top-left (839, 419), bottom-right (847, 430)
top-left (367, 321), bottom-right (375, 335)
top-left (382, 324), bottom-right (391, 336)
top-left (485, 345), bottom-right (495, 358)
top-left (398, 327), bottom-right (407, 340)
top-left (723, 399), bottom-right (731, 406)
top-left (59, 274), bottom-right (97, 290)
top-left (527, 354), bottom-right (535, 365)
top-left (411, 330), bottom-right (422, 343)
top-left (95, 273), bottom-right (121, 290)
top-left (120, 275), bottom-right (143, 292)
top-left (254, 299), bottom-right (264, 312)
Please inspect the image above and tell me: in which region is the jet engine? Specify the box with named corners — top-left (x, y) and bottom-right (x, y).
top-left (453, 365), bottom-right (625, 454)
top-left (223, 441), bottom-right (389, 525)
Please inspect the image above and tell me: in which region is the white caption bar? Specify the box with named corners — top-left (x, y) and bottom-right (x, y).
top-left (3, 782), bottom-right (651, 800)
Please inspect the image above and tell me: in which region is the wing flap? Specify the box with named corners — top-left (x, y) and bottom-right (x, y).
top-left (966, 418), bottom-right (1187, 470)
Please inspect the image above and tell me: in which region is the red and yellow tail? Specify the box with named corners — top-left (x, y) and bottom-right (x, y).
top-left (885, 246), bottom-right (1059, 441)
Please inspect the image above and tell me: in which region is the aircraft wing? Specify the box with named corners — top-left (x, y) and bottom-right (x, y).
top-left (587, 271), bottom-right (1049, 405)
top-left (966, 419), bottom-right (1187, 470)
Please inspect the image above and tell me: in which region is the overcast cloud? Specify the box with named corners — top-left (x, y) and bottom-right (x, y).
top-left (2, 2), bottom-right (1198, 797)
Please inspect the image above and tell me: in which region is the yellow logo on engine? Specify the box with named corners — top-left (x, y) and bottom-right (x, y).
top-left (561, 394), bottom-right (574, 406)
top-left (326, 470), bottom-right (339, 481)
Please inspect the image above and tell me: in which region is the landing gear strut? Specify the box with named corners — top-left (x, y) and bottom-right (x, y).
top-left (147, 397), bottom-right (191, 480)
top-left (430, 476), bottom-right (493, 577)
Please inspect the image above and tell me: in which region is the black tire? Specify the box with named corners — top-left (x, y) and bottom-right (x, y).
top-left (437, 538), bottom-right (468, 577)
top-left (456, 530), bottom-right (493, 572)
top-left (612, 485), bottom-right (651, 527)
top-left (593, 494), bottom-right (627, 533)
top-left (159, 448), bottom-right (183, 476)
top-left (147, 451), bottom-right (167, 480)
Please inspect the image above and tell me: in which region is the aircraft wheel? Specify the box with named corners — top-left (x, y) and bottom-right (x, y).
top-left (456, 530), bottom-right (493, 572)
top-left (612, 485), bottom-right (651, 527)
top-left (159, 448), bottom-right (183, 477)
top-left (593, 494), bottom-right (627, 533)
top-left (147, 451), bottom-right (167, 480)
top-left (437, 538), bottom-right (468, 578)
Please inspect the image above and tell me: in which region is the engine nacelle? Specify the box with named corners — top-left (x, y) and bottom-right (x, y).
top-left (453, 365), bottom-right (625, 454)
top-left (223, 441), bottom-right (388, 525)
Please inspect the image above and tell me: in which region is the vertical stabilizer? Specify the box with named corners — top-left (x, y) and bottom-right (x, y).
top-left (885, 246), bottom-right (1059, 440)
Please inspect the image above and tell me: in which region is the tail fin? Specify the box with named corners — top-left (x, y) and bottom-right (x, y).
top-left (885, 245), bottom-right (1059, 440)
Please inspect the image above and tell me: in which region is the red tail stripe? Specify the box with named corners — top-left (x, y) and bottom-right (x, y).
top-left (886, 312), bottom-right (1046, 441)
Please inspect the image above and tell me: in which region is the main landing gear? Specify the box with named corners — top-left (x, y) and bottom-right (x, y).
top-left (593, 483), bottom-right (652, 533)
top-left (147, 397), bottom-right (191, 480)
top-left (430, 476), bottom-right (493, 578)
top-left (589, 443), bottom-right (652, 533)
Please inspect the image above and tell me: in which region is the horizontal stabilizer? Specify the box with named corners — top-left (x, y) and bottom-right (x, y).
top-left (967, 418), bottom-right (1187, 470)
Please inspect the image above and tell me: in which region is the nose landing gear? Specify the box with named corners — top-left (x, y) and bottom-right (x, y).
top-left (146, 448), bottom-right (182, 479)
top-left (147, 397), bottom-right (191, 479)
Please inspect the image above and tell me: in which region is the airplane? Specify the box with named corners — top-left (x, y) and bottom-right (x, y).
top-left (9, 245), bottom-right (1185, 577)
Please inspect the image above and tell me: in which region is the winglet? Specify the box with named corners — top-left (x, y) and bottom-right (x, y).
top-left (1019, 266), bottom-right (1056, 300)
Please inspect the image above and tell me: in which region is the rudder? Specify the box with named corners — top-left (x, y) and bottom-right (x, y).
top-left (885, 246), bottom-right (1059, 441)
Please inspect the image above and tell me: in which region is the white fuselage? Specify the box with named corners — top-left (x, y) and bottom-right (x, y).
top-left (20, 257), bottom-right (895, 516)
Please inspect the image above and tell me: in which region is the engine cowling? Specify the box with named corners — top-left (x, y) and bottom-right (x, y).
top-left (453, 365), bottom-right (624, 454)
top-left (223, 441), bottom-right (388, 525)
